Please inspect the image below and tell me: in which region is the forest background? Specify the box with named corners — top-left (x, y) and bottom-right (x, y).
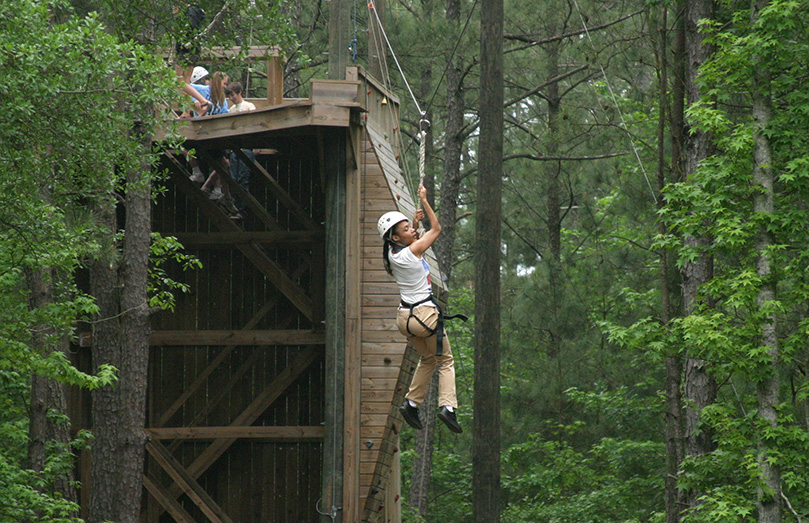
top-left (2, 0), bottom-right (809, 522)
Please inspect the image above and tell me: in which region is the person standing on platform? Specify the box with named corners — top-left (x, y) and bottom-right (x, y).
top-left (225, 81), bottom-right (256, 220)
top-left (377, 185), bottom-right (463, 434)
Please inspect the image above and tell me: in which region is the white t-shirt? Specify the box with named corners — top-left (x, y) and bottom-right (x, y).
top-left (230, 100), bottom-right (256, 113)
top-left (389, 247), bottom-right (433, 305)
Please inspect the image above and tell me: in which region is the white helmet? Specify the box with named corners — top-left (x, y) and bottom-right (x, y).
top-left (377, 211), bottom-right (408, 239)
top-left (190, 66), bottom-right (209, 84)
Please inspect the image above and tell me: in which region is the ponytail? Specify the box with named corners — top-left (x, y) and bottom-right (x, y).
top-left (382, 237), bottom-right (394, 275)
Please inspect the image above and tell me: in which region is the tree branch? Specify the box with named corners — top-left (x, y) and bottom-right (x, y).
top-left (504, 9), bottom-right (645, 52)
top-left (504, 152), bottom-right (628, 162)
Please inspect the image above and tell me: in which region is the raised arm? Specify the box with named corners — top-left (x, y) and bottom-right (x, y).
top-left (408, 185), bottom-right (441, 258)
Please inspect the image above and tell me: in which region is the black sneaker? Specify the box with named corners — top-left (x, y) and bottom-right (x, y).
top-left (399, 401), bottom-right (423, 430)
top-left (438, 406), bottom-right (463, 433)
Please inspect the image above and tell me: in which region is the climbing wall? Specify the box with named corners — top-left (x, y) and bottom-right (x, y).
top-left (357, 123), bottom-right (445, 522)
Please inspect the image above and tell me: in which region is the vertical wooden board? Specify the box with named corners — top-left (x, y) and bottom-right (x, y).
top-left (343, 127), bottom-right (363, 522)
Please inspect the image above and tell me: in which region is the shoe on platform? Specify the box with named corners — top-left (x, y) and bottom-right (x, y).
top-left (399, 401), bottom-right (423, 430)
top-left (438, 406), bottom-right (463, 434)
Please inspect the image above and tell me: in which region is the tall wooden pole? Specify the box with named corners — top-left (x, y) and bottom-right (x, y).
top-left (329, 0), bottom-right (351, 79)
top-left (474, 0), bottom-right (503, 521)
top-left (321, 129), bottom-right (347, 523)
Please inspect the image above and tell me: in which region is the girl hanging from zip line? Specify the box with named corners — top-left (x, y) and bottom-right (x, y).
top-left (377, 184), bottom-right (463, 434)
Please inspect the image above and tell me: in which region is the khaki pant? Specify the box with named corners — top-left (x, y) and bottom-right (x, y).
top-left (396, 305), bottom-right (458, 409)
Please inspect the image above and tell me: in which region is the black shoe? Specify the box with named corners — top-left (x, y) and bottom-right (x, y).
top-left (438, 406), bottom-right (463, 434)
top-left (399, 401), bottom-right (423, 430)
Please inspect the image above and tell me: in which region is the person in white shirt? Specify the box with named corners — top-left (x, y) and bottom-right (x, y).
top-left (226, 82), bottom-right (256, 112)
top-left (377, 185), bottom-right (462, 433)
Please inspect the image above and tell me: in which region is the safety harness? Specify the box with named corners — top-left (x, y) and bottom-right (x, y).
top-left (400, 295), bottom-right (468, 357)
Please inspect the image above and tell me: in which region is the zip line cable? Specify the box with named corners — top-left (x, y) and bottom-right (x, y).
top-left (571, 0), bottom-right (657, 202)
top-left (365, 3), bottom-right (419, 203)
top-left (368, 1), bottom-right (424, 117)
top-left (366, 1), bottom-right (436, 213)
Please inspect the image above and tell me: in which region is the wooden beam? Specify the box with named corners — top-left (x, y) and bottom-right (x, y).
top-left (161, 45), bottom-right (281, 61)
top-left (162, 152), bottom-right (315, 320)
top-left (170, 231), bottom-right (322, 247)
top-left (153, 348), bottom-right (320, 520)
top-left (167, 311), bottom-right (304, 450)
top-left (322, 128), bottom-right (347, 519)
top-left (229, 147), bottom-right (321, 231)
top-left (343, 125), bottom-right (363, 522)
top-left (147, 426), bottom-right (324, 441)
top-left (153, 300), bottom-right (275, 428)
top-left (146, 441), bottom-right (234, 523)
top-left (142, 475), bottom-right (197, 523)
top-left (267, 53), bottom-right (284, 105)
top-left (310, 79), bottom-right (361, 105)
top-left (187, 347), bottom-right (320, 478)
top-left (201, 152), bottom-right (282, 231)
top-left (150, 330), bottom-right (325, 346)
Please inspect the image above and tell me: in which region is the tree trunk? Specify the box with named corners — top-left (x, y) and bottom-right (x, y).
top-left (545, 41), bottom-right (563, 365)
top-left (750, 2), bottom-right (780, 520)
top-left (435, 0), bottom-right (464, 283)
top-left (474, 0), bottom-right (503, 521)
top-left (656, 7), bottom-right (684, 523)
top-left (26, 267), bottom-right (78, 507)
top-left (682, 0), bottom-right (717, 509)
top-left (88, 142), bottom-right (152, 523)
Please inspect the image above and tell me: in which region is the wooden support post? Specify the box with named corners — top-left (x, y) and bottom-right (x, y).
top-left (321, 128), bottom-right (347, 522)
top-left (267, 53), bottom-right (284, 105)
top-left (328, 0), bottom-right (351, 80)
top-left (342, 123), bottom-right (363, 522)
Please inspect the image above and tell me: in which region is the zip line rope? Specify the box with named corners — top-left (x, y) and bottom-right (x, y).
top-left (367, 1), bottom-right (435, 219)
top-left (571, 0), bottom-right (657, 203)
top-left (366, 2), bottom-right (420, 208)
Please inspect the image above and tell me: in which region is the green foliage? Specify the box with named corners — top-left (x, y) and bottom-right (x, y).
top-left (148, 233), bottom-right (202, 311)
top-left (502, 431), bottom-right (664, 522)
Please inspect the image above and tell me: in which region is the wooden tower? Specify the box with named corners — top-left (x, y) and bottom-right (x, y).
top-left (69, 49), bottom-right (447, 523)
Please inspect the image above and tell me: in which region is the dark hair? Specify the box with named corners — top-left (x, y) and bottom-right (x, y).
top-left (381, 221), bottom-right (404, 276)
top-left (382, 233), bottom-right (394, 275)
top-left (227, 82), bottom-right (244, 96)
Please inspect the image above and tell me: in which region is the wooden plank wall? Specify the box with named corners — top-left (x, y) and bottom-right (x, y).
top-left (146, 137), bottom-right (326, 523)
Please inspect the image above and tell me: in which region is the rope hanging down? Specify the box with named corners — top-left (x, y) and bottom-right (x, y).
top-left (368, 1), bottom-right (430, 216)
